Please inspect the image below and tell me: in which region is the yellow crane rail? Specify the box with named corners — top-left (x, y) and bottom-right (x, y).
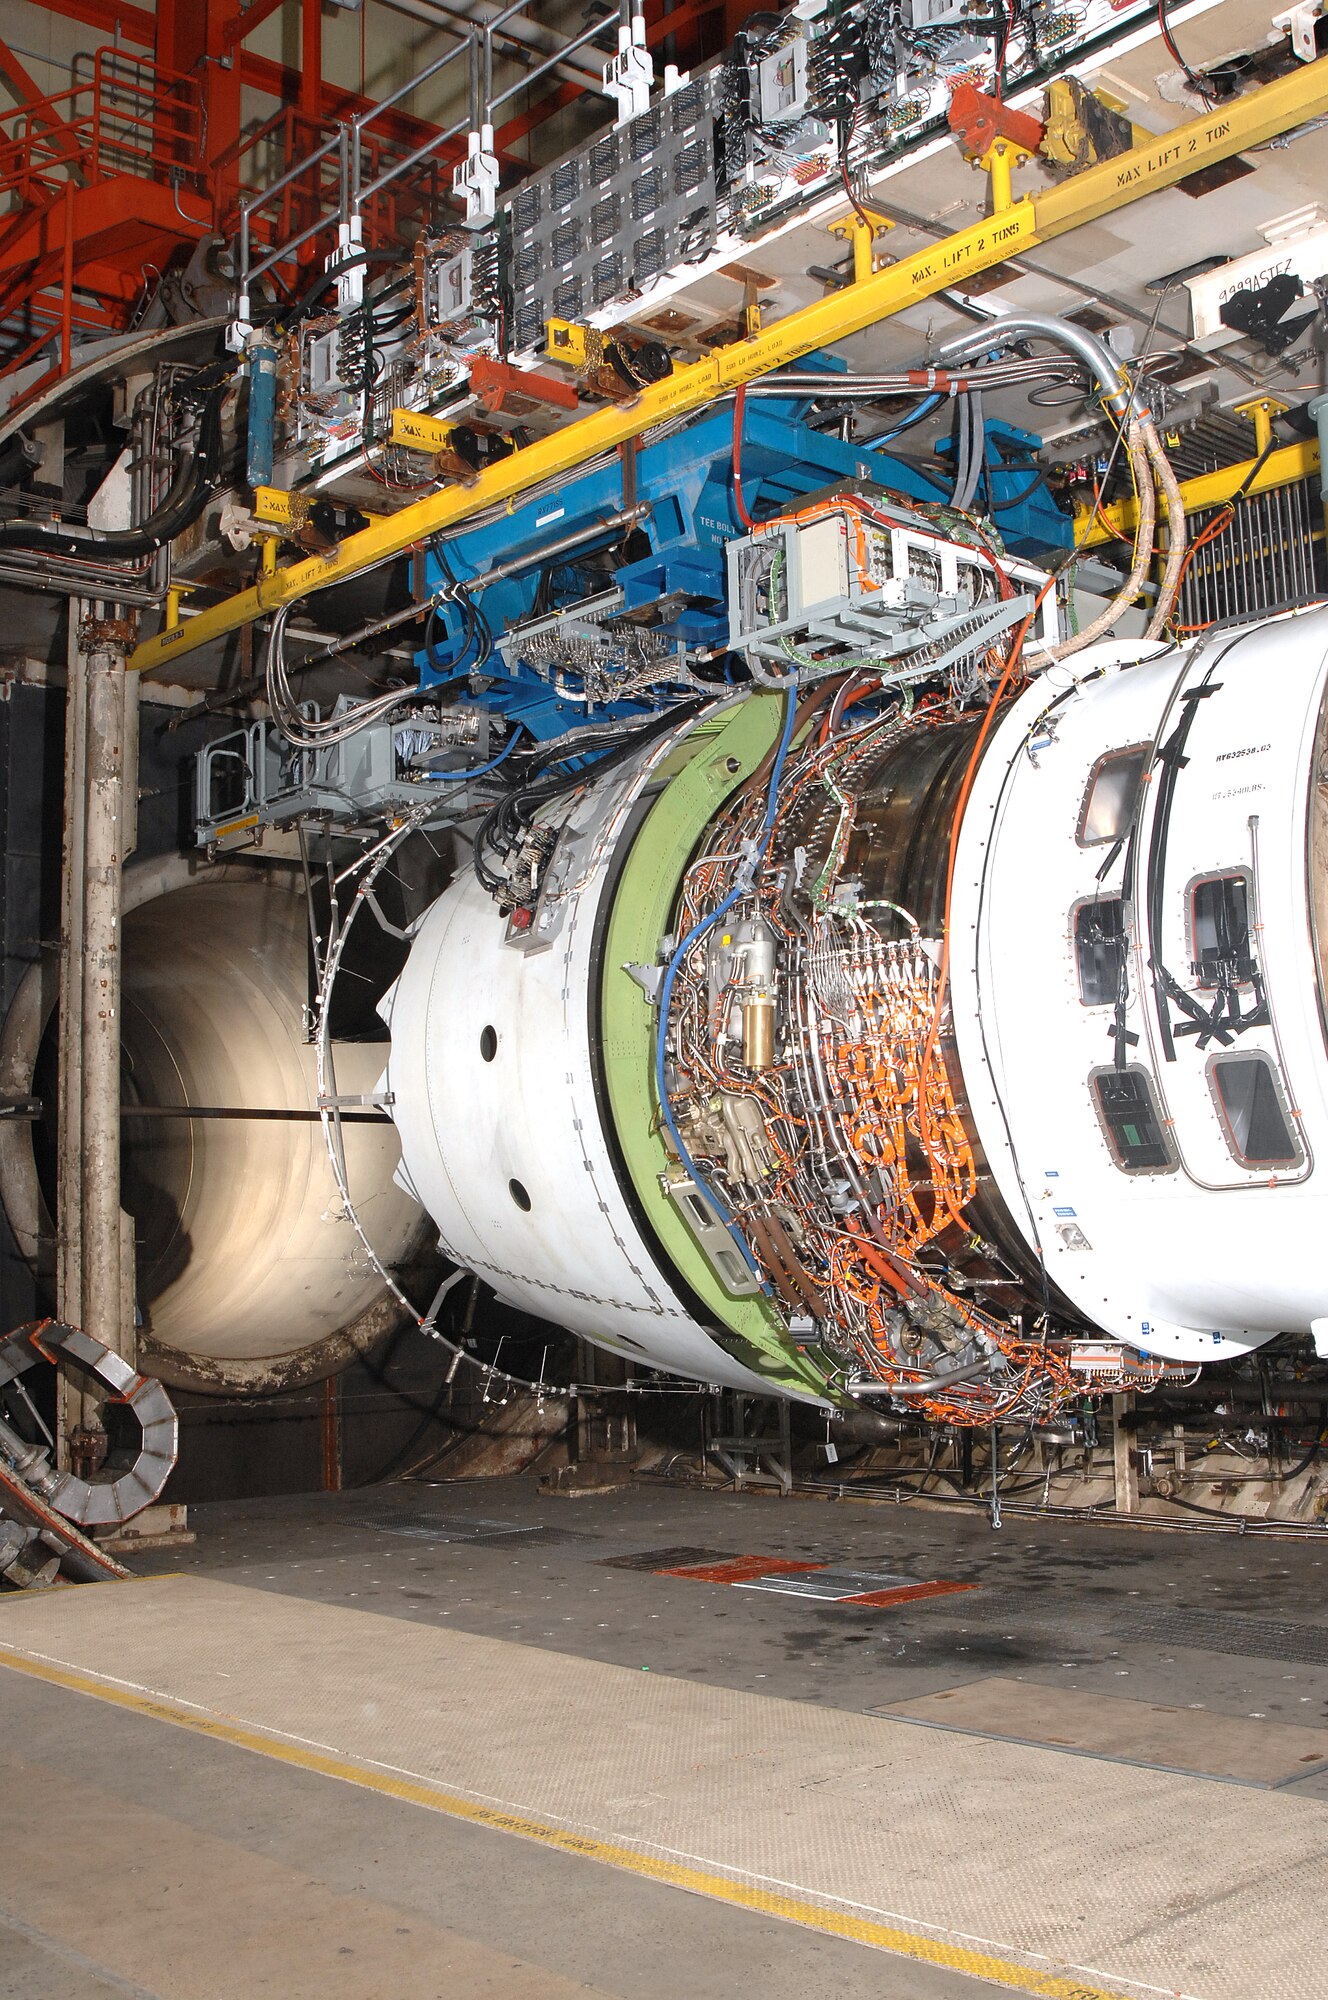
top-left (131, 58), bottom-right (1328, 675)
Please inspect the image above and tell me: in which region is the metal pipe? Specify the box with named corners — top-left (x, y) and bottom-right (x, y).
top-left (351, 36), bottom-right (468, 135)
top-left (78, 628), bottom-right (128, 1369)
top-left (850, 1359), bottom-right (992, 1398)
top-left (358, 4), bottom-right (614, 205)
top-left (743, 363), bottom-right (1082, 394)
top-left (352, 8), bottom-right (664, 208)
top-left (241, 128), bottom-right (343, 228)
top-left (374, 0), bottom-right (603, 91)
top-left (172, 505), bottom-right (648, 723)
top-left (491, 17), bottom-right (609, 108)
top-left (248, 207), bottom-right (350, 287)
top-left (0, 562), bottom-right (162, 605)
top-left (488, 0), bottom-right (555, 28)
top-left (310, 503), bottom-right (646, 658)
top-left (133, 65), bottom-right (1328, 676)
top-left (935, 311), bottom-right (1137, 420)
top-left (358, 110), bottom-right (467, 206)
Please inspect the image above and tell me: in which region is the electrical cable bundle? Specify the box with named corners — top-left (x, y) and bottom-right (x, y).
top-left (653, 682), bottom-right (1075, 1425)
top-left (264, 600), bottom-right (432, 751)
top-left (0, 372), bottom-right (228, 561)
top-left (423, 544), bottom-right (494, 678)
top-left (932, 313), bottom-right (1190, 657)
top-left (949, 386), bottom-right (986, 512)
top-left (471, 702), bottom-right (701, 903)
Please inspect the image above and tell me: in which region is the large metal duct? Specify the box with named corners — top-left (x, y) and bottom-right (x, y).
top-left (0, 854), bottom-right (430, 1394)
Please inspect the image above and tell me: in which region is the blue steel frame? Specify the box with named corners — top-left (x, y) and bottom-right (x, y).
top-left (417, 395), bottom-right (1069, 741)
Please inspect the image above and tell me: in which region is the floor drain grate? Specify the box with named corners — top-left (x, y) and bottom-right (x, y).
top-left (336, 1508), bottom-right (599, 1548)
top-left (1136, 1610), bottom-right (1328, 1666)
top-left (596, 1546), bottom-right (726, 1572)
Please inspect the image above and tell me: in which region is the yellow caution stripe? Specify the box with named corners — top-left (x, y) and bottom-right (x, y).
top-left (0, 1640), bottom-right (1129, 2000)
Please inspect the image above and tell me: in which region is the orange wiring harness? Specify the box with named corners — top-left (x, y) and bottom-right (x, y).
top-left (661, 591), bottom-right (1076, 1425)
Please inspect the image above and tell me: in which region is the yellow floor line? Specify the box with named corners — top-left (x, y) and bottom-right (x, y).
top-left (0, 1641), bottom-right (1130, 2000)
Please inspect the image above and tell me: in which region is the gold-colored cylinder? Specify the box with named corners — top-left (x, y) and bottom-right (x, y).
top-left (742, 997), bottom-right (775, 1070)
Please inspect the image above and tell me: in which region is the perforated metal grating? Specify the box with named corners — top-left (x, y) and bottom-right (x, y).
top-left (1137, 1609), bottom-right (1328, 1666)
top-left (930, 1591), bottom-right (1328, 1666)
top-left (5, 1575), bottom-right (1328, 2000)
top-left (336, 1507), bottom-right (592, 1548)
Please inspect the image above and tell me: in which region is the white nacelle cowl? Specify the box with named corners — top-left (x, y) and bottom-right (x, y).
top-left (951, 609), bottom-right (1328, 1364)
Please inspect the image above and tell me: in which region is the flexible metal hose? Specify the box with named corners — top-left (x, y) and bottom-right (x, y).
top-left (1025, 420), bottom-right (1157, 662)
top-left (1141, 414), bottom-right (1188, 636)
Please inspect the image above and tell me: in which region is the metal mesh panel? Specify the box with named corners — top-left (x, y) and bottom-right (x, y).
top-left (1176, 479), bottom-right (1320, 632)
top-left (501, 72), bottom-right (719, 351)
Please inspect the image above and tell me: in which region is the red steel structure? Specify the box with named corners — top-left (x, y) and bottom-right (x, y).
top-left (0, 0), bottom-right (748, 412)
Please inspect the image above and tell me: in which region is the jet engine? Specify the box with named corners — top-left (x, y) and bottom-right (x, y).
top-left (382, 605), bottom-right (1328, 1423)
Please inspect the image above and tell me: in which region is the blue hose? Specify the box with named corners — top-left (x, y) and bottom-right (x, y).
top-left (419, 723), bottom-right (525, 780)
top-left (873, 390), bottom-right (943, 444)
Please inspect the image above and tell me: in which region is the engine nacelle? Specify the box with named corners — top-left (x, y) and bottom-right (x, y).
top-left (383, 607), bottom-right (1328, 1419)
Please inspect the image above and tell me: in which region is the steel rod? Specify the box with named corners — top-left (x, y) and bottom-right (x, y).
top-left (121, 1105), bottom-right (388, 1122)
top-left (490, 16), bottom-right (609, 110)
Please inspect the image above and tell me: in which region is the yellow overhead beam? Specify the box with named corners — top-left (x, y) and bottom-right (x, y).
top-left (1077, 437), bottom-right (1322, 545)
top-left (131, 59), bottom-right (1328, 675)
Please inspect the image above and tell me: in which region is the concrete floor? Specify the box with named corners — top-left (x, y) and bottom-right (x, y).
top-left (4, 1474), bottom-right (1328, 1998)
top-left (0, 1665), bottom-right (1010, 2000)
top-left (142, 1474), bottom-right (1328, 1755)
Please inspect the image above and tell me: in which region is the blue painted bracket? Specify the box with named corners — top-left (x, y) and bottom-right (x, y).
top-left (417, 396), bottom-right (1071, 739)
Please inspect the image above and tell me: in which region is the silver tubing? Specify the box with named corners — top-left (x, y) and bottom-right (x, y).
top-left (358, 111), bottom-right (467, 205)
top-left (242, 128), bottom-right (343, 223)
top-left (351, 37), bottom-right (467, 133)
top-left (491, 15), bottom-right (610, 110)
top-left (935, 311), bottom-right (1139, 420)
top-left (247, 208), bottom-right (343, 287)
top-left (350, 37), bottom-right (468, 213)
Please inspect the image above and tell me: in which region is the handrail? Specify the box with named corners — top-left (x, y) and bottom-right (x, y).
top-left (232, 93), bottom-right (451, 310)
top-left (0, 46), bottom-right (201, 208)
top-left (355, 14), bottom-right (608, 212)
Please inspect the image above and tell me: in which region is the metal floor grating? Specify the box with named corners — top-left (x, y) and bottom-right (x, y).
top-left (1136, 1610), bottom-right (1328, 1667)
top-left (929, 1592), bottom-right (1328, 1666)
top-left (596, 1545), bottom-right (727, 1572)
top-left (335, 1508), bottom-right (594, 1547)
top-left (4, 1575), bottom-right (1328, 2000)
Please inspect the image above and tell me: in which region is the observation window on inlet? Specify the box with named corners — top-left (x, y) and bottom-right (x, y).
top-left (1210, 1053), bottom-right (1302, 1169)
top-left (1074, 897), bottom-right (1126, 1007)
top-left (1190, 872), bottom-right (1255, 987)
top-left (1090, 1066), bottom-right (1176, 1174)
top-left (1077, 745), bottom-right (1149, 846)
